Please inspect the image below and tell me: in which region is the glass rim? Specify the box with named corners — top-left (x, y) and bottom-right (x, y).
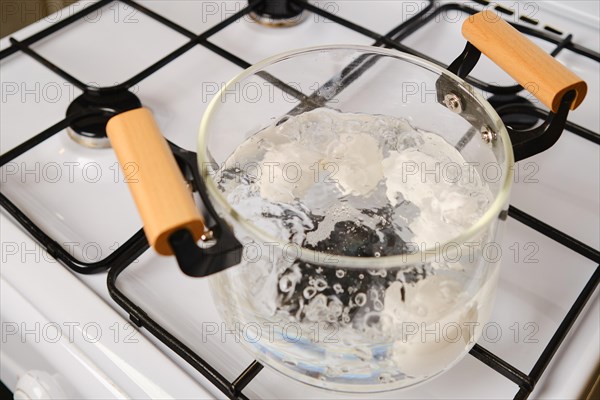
top-left (198, 44), bottom-right (515, 269)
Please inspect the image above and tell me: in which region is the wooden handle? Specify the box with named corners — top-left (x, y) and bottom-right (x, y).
top-left (106, 108), bottom-right (204, 255)
top-left (462, 11), bottom-right (587, 112)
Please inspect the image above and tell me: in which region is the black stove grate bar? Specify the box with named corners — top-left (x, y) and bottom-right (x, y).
top-left (124, 0), bottom-right (310, 101)
top-left (564, 120), bottom-right (600, 144)
top-left (392, 2), bottom-right (599, 62)
top-left (515, 266), bottom-right (600, 399)
top-left (119, 0), bottom-right (199, 38)
top-left (0, 189), bottom-right (147, 274)
top-left (115, 0), bottom-right (262, 91)
top-left (364, 2), bottom-right (599, 94)
top-left (1, 1), bottom-right (599, 399)
top-left (102, 2), bottom-right (600, 397)
top-left (0, 110), bottom-right (145, 271)
top-left (468, 203), bottom-right (600, 395)
top-left (0, 0), bottom-right (307, 273)
top-left (116, 39), bottom-right (201, 91)
top-left (105, 172), bottom-right (256, 400)
top-left (508, 107), bottom-right (600, 145)
top-left (509, 206), bottom-right (600, 263)
top-left (232, 361), bottom-right (264, 394)
top-left (0, 0), bottom-right (260, 94)
top-left (378, 1), bottom-right (436, 42)
top-left (470, 344), bottom-right (533, 391)
top-left (8, 37), bottom-right (88, 90)
top-left (0, 115), bottom-right (74, 167)
top-left (201, 40), bottom-right (251, 68)
top-left (0, 0), bottom-right (112, 59)
top-left (103, 133), bottom-right (600, 400)
top-left (292, 0), bottom-right (427, 58)
top-left (108, 261), bottom-right (253, 400)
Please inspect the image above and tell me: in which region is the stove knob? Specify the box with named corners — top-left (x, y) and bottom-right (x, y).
top-left (14, 370), bottom-right (65, 399)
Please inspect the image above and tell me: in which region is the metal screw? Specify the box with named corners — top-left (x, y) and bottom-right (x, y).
top-left (443, 93), bottom-right (463, 113)
top-left (481, 125), bottom-right (497, 143)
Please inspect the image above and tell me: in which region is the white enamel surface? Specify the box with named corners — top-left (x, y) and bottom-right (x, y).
top-left (1, 0), bottom-right (598, 399)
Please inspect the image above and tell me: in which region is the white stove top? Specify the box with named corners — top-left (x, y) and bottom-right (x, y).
top-left (1, 1), bottom-right (598, 399)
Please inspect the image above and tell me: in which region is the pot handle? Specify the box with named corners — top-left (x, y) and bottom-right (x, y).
top-left (462, 10), bottom-right (587, 112)
top-left (106, 107), bottom-right (205, 255)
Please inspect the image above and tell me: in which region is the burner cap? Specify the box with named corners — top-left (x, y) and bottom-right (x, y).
top-left (488, 94), bottom-right (540, 131)
top-left (66, 89), bottom-right (141, 148)
top-left (249, 0), bottom-right (305, 27)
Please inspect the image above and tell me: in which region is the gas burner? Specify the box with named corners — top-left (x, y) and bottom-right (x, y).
top-left (249, 0), bottom-right (305, 27)
top-left (66, 89), bottom-right (141, 148)
top-left (488, 94), bottom-right (540, 131)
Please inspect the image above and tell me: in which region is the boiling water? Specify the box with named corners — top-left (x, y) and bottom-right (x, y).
top-left (218, 108), bottom-right (491, 248)
top-left (212, 108), bottom-right (498, 387)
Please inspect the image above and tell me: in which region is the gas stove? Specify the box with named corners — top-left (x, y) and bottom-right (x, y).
top-left (1, 1), bottom-right (598, 399)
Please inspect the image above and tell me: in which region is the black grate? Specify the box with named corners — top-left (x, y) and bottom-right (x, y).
top-left (1, 1), bottom-right (598, 399)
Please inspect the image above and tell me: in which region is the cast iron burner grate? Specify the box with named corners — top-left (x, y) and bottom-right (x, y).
top-left (0, 1), bottom-right (599, 399)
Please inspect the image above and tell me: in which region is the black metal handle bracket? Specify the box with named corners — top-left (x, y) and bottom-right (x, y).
top-left (166, 142), bottom-right (243, 277)
top-left (440, 42), bottom-right (576, 162)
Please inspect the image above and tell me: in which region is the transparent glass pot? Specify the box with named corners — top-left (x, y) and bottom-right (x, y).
top-left (106, 12), bottom-right (586, 393)
top-left (198, 44), bottom-right (512, 391)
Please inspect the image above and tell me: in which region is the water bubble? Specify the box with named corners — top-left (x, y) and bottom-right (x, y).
top-left (333, 283), bottom-right (344, 294)
top-left (369, 269), bottom-right (387, 277)
top-left (335, 269), bottom-right (346, 278)
top-left (278, 275), bottom-right (295, 293)
top-left (303, 287), bottom-right (317, 299)
top-left (373, 299), bottom-right (384, 311)
top-left (355, 292), bottom-right (367, 306)
top-left (374, 252), bottom-right (381, 257)
top-left (358, 274), bottom-right (364, 280)
top-left (314, 278), bottom-right (328, 292)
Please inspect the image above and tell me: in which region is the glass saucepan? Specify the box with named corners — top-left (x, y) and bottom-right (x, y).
top-left (105, 11), bottom-right (586, 392)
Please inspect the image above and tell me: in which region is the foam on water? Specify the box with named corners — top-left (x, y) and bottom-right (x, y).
top-left (218, 107), bottom-right (492, 249)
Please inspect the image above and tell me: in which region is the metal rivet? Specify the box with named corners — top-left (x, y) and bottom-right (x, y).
top-left (481, 125), bottom-right (497, 143)
top-left (201, 231), bottom-right (214, 241)
top-left (443, 93), bottom-right (463, 113)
